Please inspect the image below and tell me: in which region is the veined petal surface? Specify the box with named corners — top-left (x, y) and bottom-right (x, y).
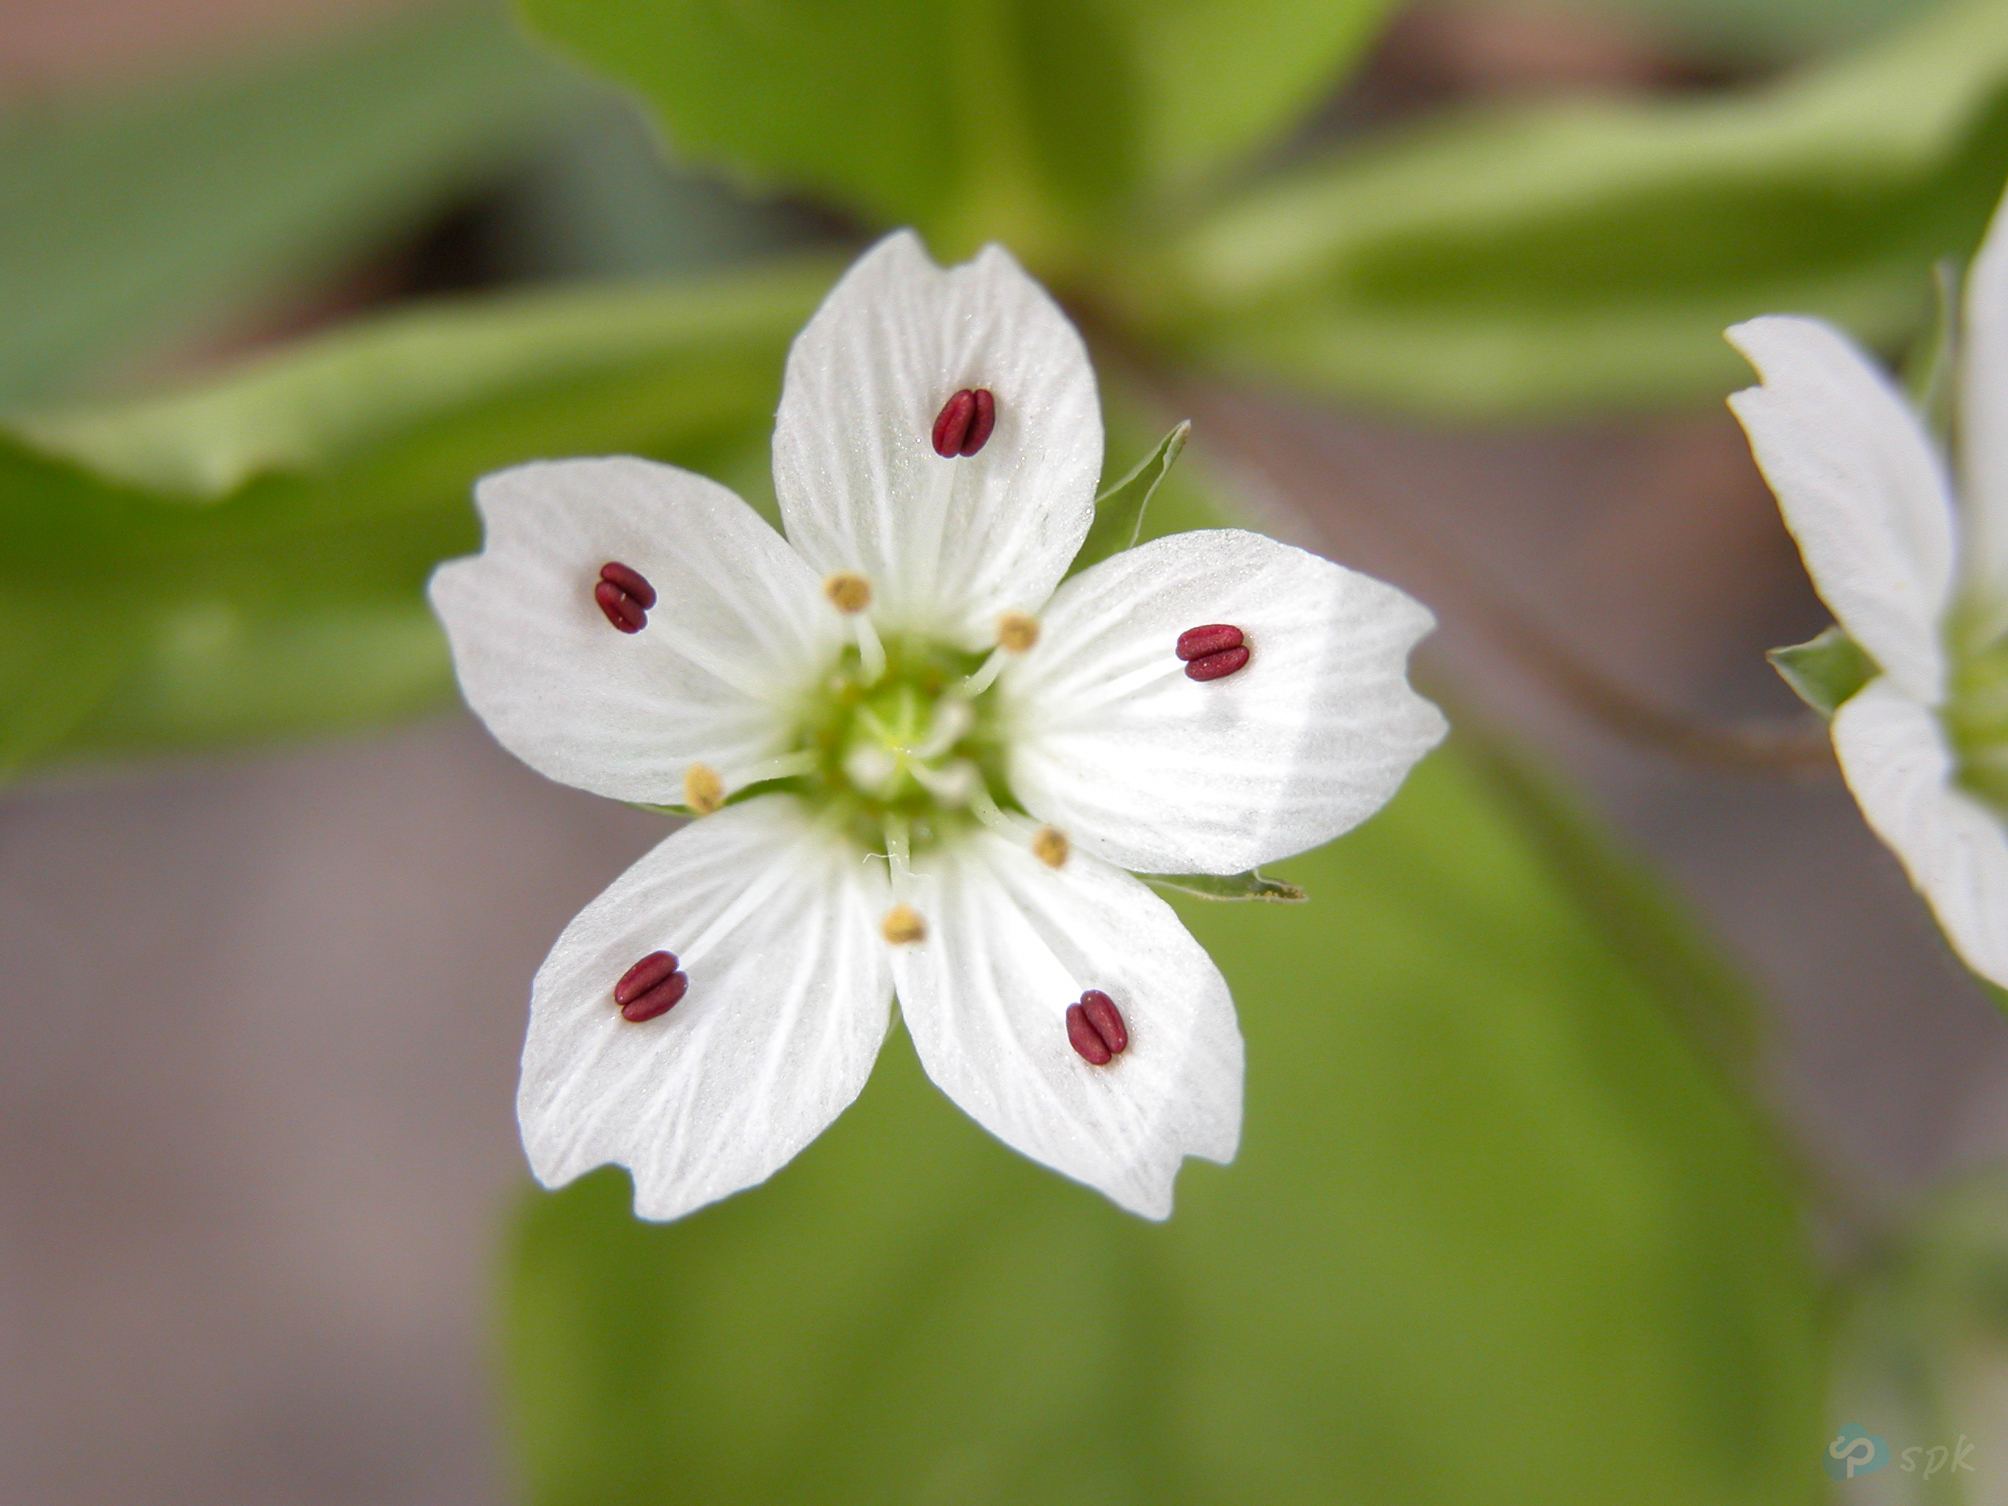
top-left (1961, 186), bottom-right (2008, 635)
top-left (1003, 529), bottom-right (1444, 875)
top-left (1729, 316), bottom-right (1955, 704)
top-left (892, 831), bottom-right (1242, 1219)
top-left (1833, 679), bottom-right (2008, 991)
top-left (519, 796), bottom-right (894, 1222)
top-left (772, 231), bottom-right (1101, 647)
top-left (430, 457), bottom-right (841, 805)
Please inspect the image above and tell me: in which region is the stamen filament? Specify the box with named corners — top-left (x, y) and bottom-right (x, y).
top-left (737, 751), bottom-right (819, 784)
top-left (966, 785), bottom-right (1034, 841)
top-left (854, 613), bottom-right (888, 685)
top-left (911, 699), bottom-right (973, 760)
top-left (956, 646), bottom-right (1009, 699)
top-left (907, 758), bottom-right (977, 805)
top-left (883, 814), bottom-right (913, 887)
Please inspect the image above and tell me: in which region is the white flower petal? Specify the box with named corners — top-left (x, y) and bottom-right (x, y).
top-left (892, 831), bottom-right (1242, 1219)
top-left (1833, 678), bottom-right (2008, 991)
top-left (1728, 315), bottom-right (1955, 704)
top-left (429, 457), bottom-right (841, 805)
top-left (1961, 185), bottom-right (2008, 630)
top-left (519, 796), bottom-right (894, 1221)
top-left (1002, 529), bottom-right (1445, 875)
top-left (772, 231), bottom-right (1101, 646)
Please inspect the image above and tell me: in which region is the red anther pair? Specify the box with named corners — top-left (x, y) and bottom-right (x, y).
top-left (931, 388), bottom-right (996, 457)
top-left (594, 561), bottom-right (656, 633)
top-left (1066, 990), bottom-right (1129, 1066)
top-left (614, 950), bottom-right (687, 1022)
top-left (1176, 623), bottom-right (1249, 681)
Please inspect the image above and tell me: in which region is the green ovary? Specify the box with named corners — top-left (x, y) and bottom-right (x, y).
top-left (781, 636), bottom-right (1020, 853)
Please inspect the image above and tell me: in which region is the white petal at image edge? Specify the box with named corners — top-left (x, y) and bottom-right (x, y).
top-left (429, 457), bottom-right (840, 806)
top-left (1728, 315), bottom-right (1955, 705)
top-left (520, 797), bottom-right (894, 1222)
top-left (1005, 529), bottom-right (1446, 875)
top-left (892, 831), bottom-right (1243, 1220)
top-left (772, 231), bottom-right (1102, 646)
top-left (1833, 679), bottom-right (2008, 991)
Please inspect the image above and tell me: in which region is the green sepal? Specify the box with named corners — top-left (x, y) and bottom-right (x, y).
top-left (1767, 624), bottom-right (1876, 718)
top-left (1066, 420), bottom-right (1190, 579)
top-left (1903, 257), bottom-right (1964, 445)
top-left (1143, 867), bottom-right (1307, 902)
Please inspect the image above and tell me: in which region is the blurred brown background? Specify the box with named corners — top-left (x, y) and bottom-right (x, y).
top-left (3, 1), bottom-right (2004, 1502)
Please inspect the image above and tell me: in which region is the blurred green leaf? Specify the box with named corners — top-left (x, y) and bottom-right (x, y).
top-left (1137, 0), bottom-right (2008, 415)
top-left (505, 740), bottom-right (1826, 1505)
top-left (0, 2), bottom-right (586, 405)
top-left (1591, 0), bottom-right (1940, 57)
top-left (0, 259), bottom-right (840, 773)
top-left (1769, 626), bottom-right (1875, 718)
top-left (515, 0), bottom-right (1401, 259)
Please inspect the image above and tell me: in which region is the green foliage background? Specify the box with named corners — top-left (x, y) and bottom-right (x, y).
top-left (11, 0), bottom-right (2008, 1498)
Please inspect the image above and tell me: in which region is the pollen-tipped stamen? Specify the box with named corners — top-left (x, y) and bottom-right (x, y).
top-left (614, 949), bottom-right (688, 1023)
top-left (1176, 623), bottom-right (1250, 682)
top-left (1067, 989), bottom-right (1128, 1064)
top-left (931, 388), bottom-right (997, 457)
top-left (997, 612), bottom-right (1039, 654)
top-left (882, 903), bottom-right (927, 945)
top-left (684, 763), bottom-right (725, 814)
top-left (594, 561), bottom-right (656, 633)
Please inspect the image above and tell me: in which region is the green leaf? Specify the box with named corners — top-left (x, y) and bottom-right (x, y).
top-left (1138, 0), bottom-right (2008, 415)
top-left (516, 0), bottom-right (1402, 257)
top-left (0, 259), bottom-right (839, 772)
top-left (504, 742), bottom-right (1826, 1506)
top-left (0, 2), bottom-right (586, 405)
top-left (1144, 867), bottom-right (1306, 901)
top-left (1069, 419), bottom-right (1189, 578)
top-left (1769, 625), bottom-right (1876, 718)
top-left (1590, 0), bottom-right (1941, 57)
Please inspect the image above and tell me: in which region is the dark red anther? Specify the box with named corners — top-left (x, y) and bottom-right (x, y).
top-left (1067, 989), bottom-right (1129, 1066)
top-left (614, 949), bottom-right (688, 1023)
top-left (931, 388), bottom-right (997, 457)
top-left (1185, 646), bottom-right (1250, 681)
top-left (595, 561), bottom-right (656, 633)
top-left (1176, 623), bottom-right (1243, 661)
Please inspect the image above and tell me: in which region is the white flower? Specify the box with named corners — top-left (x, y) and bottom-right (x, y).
top-left (428, 232), bottom-right (1445, 1221)
top-left (1728, 192), bottom-right (2008, 992)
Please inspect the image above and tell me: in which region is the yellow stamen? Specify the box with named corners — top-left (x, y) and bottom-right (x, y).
top-left (881, 903), bottom-right (927, 946)
top-left (683, 763), bottom-right (724, 815)
top-left (824, 571), bottom-right (873, 614)
top-left (997, 611), bottom-right (1040, 654)
top-left (1032, 825), bottom-right (1070, 868)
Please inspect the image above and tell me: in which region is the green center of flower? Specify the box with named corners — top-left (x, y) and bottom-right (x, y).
top-left (1948, 629), bottom-right (2008, 810)
top-left (785, 635), bottom-right (1017, 853)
